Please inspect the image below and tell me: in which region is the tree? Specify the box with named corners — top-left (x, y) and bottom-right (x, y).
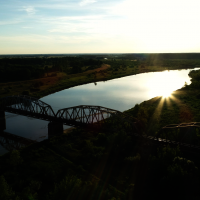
top-left (0, 175), bottom-right (16, 200)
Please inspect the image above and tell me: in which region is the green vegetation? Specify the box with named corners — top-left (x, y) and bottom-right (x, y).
top-left (0, 57), bottom-right (103, 82)
top-left (124, 68), bottom-right (200, 137)
top-left (1, 127), bottom-right (200, 200)
top-left (2, 54), bottom-right (200, 199)
top-left (0, 56), bottom-right (103, 98)
top-left (1, 53), bottom-right (200, 99)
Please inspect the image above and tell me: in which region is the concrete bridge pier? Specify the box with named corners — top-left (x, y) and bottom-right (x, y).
top-left (0, 110), bottom-right (6, 131)
top-left (48, 122), bottom-right (63, 139)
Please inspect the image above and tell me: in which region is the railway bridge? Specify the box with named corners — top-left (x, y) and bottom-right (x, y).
top-left (0, 95), bottom-right (139, 137)
top-left (1, 95), bottom-right (200, 153)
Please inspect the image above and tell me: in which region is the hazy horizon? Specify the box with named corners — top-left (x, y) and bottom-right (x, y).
top-left (1, 0), bottom-right (200, 54)
top-left (1, 52), bottom-right (200, 56)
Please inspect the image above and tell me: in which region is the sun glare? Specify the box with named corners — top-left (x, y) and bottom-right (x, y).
top-left (146, 71), bottom-right (185, 99)
top-left (162, 90), bottom-right (172, 98)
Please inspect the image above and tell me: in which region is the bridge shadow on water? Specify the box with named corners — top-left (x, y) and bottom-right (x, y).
top-left (0, 95), bottom-right (139, 153)
top-left (1, 95), bottom-right (200, 154)
top-left (0, 131), bottom-right (37, 152)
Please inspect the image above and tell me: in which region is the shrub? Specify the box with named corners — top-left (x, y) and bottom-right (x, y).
top-left (22, 90), bottom-right (30, 96)
top-left (0, 175), bottom-right (16, 200)
top-left (7, 150), bottom-right (23, 167)
top-left (124, 153), bottom-right (141, 163)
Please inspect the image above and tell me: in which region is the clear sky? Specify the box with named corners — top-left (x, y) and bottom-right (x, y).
top-left (0, 0), bottom-right (200, 54)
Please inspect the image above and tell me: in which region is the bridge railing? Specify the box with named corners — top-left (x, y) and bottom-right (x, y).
top-left (153, 122), bottom-right (200, 147)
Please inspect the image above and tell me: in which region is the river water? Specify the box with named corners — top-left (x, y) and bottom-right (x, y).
top-left (1, 68), bottom-right (199, 155)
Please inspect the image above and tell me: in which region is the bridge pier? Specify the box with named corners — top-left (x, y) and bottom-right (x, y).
top-left (0, 110), bottom-right (6, 131)
top-left (48, 122), bottom-right (63, 139)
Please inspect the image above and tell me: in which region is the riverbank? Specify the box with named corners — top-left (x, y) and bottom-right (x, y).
top-left (32, 65), bottom-right (200, 99)
top-left (125, 69), bottom-right (200, 136)
top-left (2, 64), bottom-right (200, 141)
top-left (0, 63), bottom-right (197, 100)
top-left (1, 65), bottom-right (200, 199)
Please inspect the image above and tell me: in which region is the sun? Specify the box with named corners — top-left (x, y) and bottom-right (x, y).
top-left (162, 93), bottom-right (171, 98)
top-left (146, 71), bottom-right (183, 99)
top-left (149, 87), bottom-right (172, 98)
top-left (161, 89), bottom-right (173, 98)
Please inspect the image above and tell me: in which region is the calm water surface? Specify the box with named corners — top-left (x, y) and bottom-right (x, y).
top-left (1, 68), bottom-right (199, 155)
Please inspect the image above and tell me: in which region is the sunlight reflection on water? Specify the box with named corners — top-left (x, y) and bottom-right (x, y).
top-left (146, 70), bottom-right (192, 98)
top-left (42, 68), bottom-right (197, 111)
top-left (1, 68), bottom-right (200, 155)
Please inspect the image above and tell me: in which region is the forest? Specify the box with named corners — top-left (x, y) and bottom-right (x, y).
top-left (1, 125), bottom-right (200, 200)
top-left (1, 54), bottom-right (200, 199)
top-left (0, 57), bottom-right (103, 82)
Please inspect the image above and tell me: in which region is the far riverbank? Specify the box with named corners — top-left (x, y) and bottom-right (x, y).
top-left (0, 63), bottom-right (198, 100)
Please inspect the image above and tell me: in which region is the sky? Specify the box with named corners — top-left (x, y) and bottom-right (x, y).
top-left (0, 0), bottom-right (200, 54)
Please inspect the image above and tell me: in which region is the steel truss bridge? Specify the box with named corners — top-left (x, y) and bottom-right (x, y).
top-left (0, 95), bottom-right (139, 134)
top-left (1, 95), bottom-right (200, 153)
top-left (142, 122), bottom-right (200, 153)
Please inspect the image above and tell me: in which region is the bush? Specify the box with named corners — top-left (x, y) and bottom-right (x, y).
top-left (124, 153), bottom-right (141, 163)
top-left (7, 150), bottom-right (23, 167)
top-left (5, 88), bottom-right (10, 93)
top-left (0, 175), bottom-right (16, 200)
top-left (22, 90), bottom-right (30, 96)
top-left (48, 175), bottom-right (82, 200)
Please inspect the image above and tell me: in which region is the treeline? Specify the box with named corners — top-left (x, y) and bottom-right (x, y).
top-left (103, 54), bottom-right (200, 70)
top-left (0, 128), bottom-right (200, 200)
top-left (0, 57), bottom-right (103, 82)
top-left (146, 53), bottom-right (200, 60)
top-left (188, 69), bottom-right (200, 89)
top-left (104, 59), bottom-right (140, 72)
top-left (102, 53), bottom-right (200, 61)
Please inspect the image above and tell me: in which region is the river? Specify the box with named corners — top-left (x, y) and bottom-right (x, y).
top-left (0, 68), bottom-right (199, 155)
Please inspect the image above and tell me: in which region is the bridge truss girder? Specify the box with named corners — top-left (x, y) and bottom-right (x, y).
top-left (0, 95), bottom-right (55, 121)
top-left (56, 105), bottom-right (139, 134)
top-left (154, 122), bottom-right (200, 146)
top-left (0, 95), bottom-right (139, 135)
